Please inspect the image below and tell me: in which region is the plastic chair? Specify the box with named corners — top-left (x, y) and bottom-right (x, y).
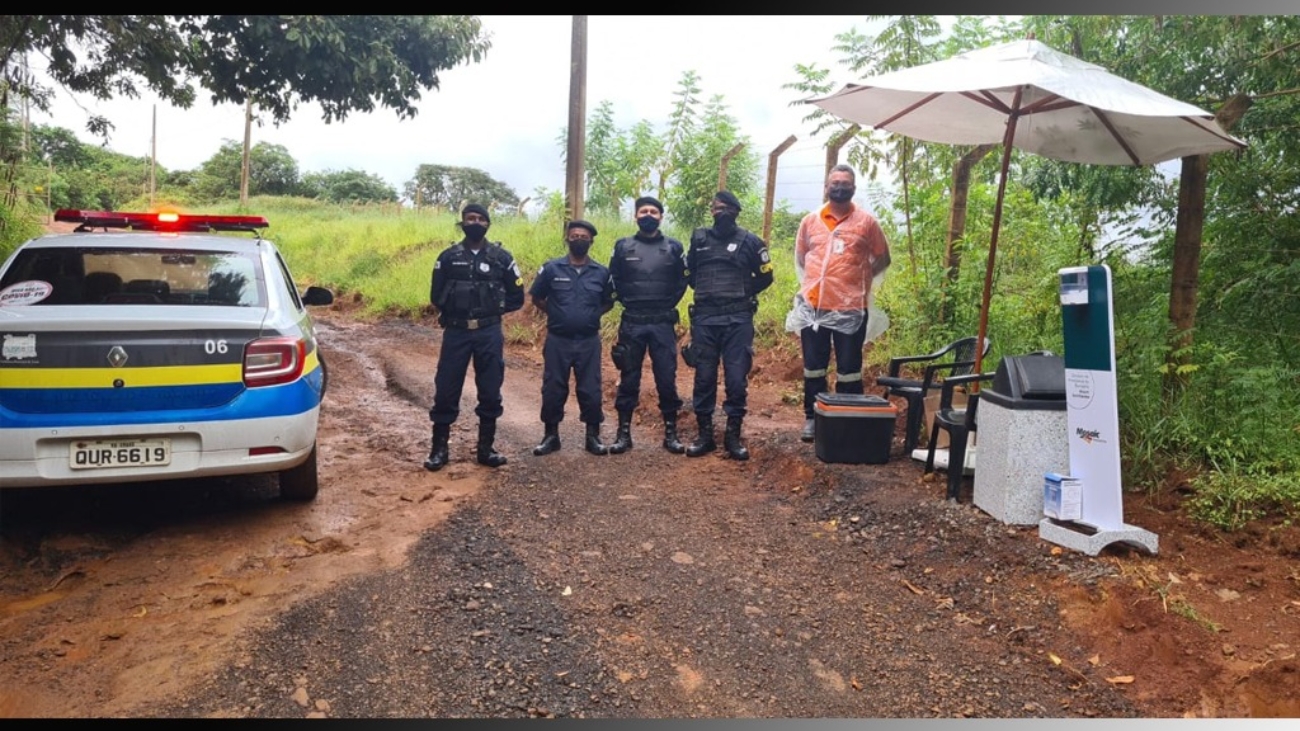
top-left (924, 371), bottom-right (995, 501)
top-left (876, 336), bottom-right (991, 454)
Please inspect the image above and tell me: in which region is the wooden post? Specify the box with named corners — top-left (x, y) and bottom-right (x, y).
top-left (516, 196), bottom-right (531, 217)
top-left (240, 99), bottom-right (253, 206)
top-left (564, 16), bottom-right (588, 223)
top-left (824, 124), bottom-right (861, 195)
top-left (717, 143), bottom-right (745, 191)
top-left (149, 105), bottom-right (157, 207)
top-left (762, 135), bottom-right (797, 243)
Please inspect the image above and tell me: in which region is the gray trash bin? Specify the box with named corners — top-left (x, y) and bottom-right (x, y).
top-left (974, 352), bottom-right (1069, 525)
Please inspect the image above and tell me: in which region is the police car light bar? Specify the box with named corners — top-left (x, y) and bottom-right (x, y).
top-left (54, 209), bottom-right (270, 233)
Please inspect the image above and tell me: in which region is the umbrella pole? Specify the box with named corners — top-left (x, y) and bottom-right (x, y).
top-left (974, 92), bottom-right (1023, 384)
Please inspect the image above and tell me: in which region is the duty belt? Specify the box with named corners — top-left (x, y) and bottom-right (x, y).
top-left (621, 309), bottom-right (678, 325)
top-left (442, 315), bottom-right (501, 330)
top-left (689, 299), bottom-right (752, 318)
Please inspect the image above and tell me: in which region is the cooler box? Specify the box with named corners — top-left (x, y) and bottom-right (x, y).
top-left (813, 393), bottom-right (897, 465)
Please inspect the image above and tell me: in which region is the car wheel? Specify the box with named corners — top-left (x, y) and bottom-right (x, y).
top-left (319, 356), bottom-right (329, 397)
top-left (280, 442), bottom-right (319, 501)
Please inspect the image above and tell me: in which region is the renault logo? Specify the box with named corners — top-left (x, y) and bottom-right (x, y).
top-left (107, 346), bottom-right (128, 368)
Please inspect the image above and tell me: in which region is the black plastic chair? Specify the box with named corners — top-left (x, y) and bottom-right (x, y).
top-left (876, 336), bottom-right (991, 454)
top-left (924, 371), bottom-right (995, 501)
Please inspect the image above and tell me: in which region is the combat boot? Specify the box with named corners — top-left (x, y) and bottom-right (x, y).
top-left (585, 423), bottom-right (609, 456)
top-left (724, 415), bottom-right (750, 461)
top-left (423, 423), bottom-right (451, 472)
top-left (607, 412), bottom-right (633, 454)
top-left (475, 419), bottom-right (508, 467)
top-left (661, 413), bottom-right (686, 454)
top-left (685, 414), bottom-right (716, 458)
top-left (533, 422), bottom-right (561, 456)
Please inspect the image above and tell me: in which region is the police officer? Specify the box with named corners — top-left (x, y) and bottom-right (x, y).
top-left (529, 220), bottom-right (615, 457)
top-left (683, 190), bottom-right (774, 460)
top-left (607, 196), bottom-right (689, 455)
top-left (423, 203), bottom-right (526, 471)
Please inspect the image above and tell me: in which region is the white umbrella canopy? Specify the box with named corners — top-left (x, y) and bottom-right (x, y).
top-left (807, 38), bottom-right (1246, 374)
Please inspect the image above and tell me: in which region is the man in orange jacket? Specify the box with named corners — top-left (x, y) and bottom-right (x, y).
top-left (787, 165), bottom-right (892, 442)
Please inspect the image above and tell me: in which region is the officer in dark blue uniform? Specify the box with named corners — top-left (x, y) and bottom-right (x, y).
top-left (424, 203), bottom-right (526, 471)
top-left (528, 220), bottom-right (615, 457)
top-left (683, 191), bottom-right (774, 461)
top-left (607, 195), bottom-right (689, 455)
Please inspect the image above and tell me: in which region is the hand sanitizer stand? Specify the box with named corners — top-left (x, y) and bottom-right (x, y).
top-left (1038, 265), bottom-right (1159, 556)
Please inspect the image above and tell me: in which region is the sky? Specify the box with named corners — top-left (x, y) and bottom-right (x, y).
top-left (30, 15), bottom-right (897, 216)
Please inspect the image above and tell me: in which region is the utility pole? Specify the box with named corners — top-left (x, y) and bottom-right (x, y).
top-left (240, 99), bottom-right (253, 206)
top-left (564, 15), bottom-right (587, 223)
top-left (149, 105), bottom-right (157, 207)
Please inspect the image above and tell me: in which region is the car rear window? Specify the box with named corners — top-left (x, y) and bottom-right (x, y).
top-left (0, 247), bottom-right (265, 307)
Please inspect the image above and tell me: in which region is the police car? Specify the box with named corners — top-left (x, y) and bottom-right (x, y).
top-left (0, 209), bottom-right (332, 500)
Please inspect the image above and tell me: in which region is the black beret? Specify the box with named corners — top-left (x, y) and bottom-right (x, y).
top-left (713, 190), bottom-right (742, 212)
top-left (634, 196), bottom-right (664, 214)
top-left (566, 219), bottom-right (598, 237)
top-left (461, 203), bottom-right (490, 223)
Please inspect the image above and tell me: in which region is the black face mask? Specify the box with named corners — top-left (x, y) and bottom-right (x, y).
top-left (712, 212), bottom-right (738, 235)
top-left (637, 216), bottom-right (660, 234)
top-left (827, 186), bottom-right (855, 203)
top-left (567, 240), bottom-right (592, 259)
top-left (461, 222), bottom-right (488, 241)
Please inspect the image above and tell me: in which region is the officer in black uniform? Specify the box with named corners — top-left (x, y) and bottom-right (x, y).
top-left (683, 190), bottom-right (774, 461)
top-left (423, 203), bottom-right (526, 471)
top-left (607, 195), bottom-right (689, 455)
top-left (528, 220), bottom-right (615, 457)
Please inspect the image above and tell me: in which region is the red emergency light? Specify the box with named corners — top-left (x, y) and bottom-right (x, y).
top-left (54, 209), bottom-right (270, 233)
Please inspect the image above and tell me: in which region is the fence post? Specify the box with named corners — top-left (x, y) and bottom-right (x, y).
top-left (824, 124), bottom-right (861, 189)
top-left (717, 143), bottom-right (746, 191)
top-left (762, 135), bottom-right (797, 244)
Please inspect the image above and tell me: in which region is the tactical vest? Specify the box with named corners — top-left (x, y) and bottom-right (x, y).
top-left (691, 229), bottom-right (748, 304)
top-left (437, 244), bottom-right (510, 320)
top-left (616, 238), bottom-right (679, 309)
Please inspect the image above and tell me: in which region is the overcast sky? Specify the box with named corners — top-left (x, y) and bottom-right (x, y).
top-left (33, 15), bottom-right (906, 215)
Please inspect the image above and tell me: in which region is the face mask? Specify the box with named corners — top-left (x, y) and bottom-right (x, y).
top-left (637, 216), bottom-right (660, 234)
top-left (827, 186), bottom-right (855, 203)
top-left (461, 222), bottom-right (488, 241)
top-left (712, 212), bottom-right (738, 234)
top-left (567, 240), bottom-right (592, 259)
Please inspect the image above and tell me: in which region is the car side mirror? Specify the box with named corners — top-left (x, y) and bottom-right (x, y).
top-left (302, 285), bottom-right (334, 306)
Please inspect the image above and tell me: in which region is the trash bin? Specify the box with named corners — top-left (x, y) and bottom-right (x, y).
top-left (973, 352), bottom-right (1069, 525)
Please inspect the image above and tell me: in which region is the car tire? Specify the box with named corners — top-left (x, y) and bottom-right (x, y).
top-left (280, 442), bottom-right (319, 501)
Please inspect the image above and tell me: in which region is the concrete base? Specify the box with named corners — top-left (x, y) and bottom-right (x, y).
top-left (974, 401), bottom-right (1069, 526)
top-left (1038, 518), bottom-right (1159, 556)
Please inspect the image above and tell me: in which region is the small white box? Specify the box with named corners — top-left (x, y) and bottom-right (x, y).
top-left (1044, 472), bottom-right (1082, 520)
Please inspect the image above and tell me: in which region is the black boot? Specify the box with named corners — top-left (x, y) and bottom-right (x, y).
top-left (476, 419), bottom-right (507, 467)
top-left (423, 423), bottom-right (451, 471)
top-left (533, 422), bottom-right (561, 456)
top-left (685, 414), bottom-right (716, 458)
top-left (724, 415), bottom-right (750, 461)
top-left (585, 423), bottom-right (609, 456)
top-left (662, 413), bottom-right (685, 454)
top-left (608, 412), bottom-right (633, 454)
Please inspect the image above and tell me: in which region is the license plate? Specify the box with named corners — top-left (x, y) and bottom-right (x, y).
top-left (69, 438), bottom-right (172, 470)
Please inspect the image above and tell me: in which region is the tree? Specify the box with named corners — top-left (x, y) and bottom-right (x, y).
top-left (194, 140), bottom-right (299, 200)
top-left (404, 164), bottom-right (519, 211)
top-left (665, 95), bottom-right (759, 230)
top-left (0, 16), bottom-right (491, 137)
top-left (300, 169), bottom-right (397, 204)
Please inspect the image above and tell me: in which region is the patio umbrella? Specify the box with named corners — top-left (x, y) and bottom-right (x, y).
top-left (807, 38), bottom-right (1246, 376)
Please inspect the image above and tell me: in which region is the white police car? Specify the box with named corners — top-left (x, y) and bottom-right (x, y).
top-left (0, 210), bottom-right (332, 500)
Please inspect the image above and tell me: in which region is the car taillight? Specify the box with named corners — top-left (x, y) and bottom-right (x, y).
top-left (243, 337), bottom-right (306, 387)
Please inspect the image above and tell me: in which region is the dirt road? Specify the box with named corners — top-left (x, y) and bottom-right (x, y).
top-left (1, 306), bottom-right (1296, 718)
